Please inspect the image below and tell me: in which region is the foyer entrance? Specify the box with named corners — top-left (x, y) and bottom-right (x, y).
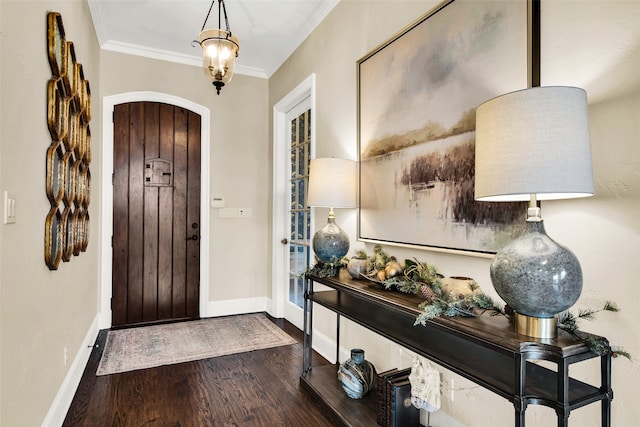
top-left (111, 101), bottom-right (201, 327)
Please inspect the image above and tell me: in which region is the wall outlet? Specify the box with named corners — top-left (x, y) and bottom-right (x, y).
top-left (442, 378), bottom-right (455, 402)
top-left (64, 346), bottom-right (68, 366)
top-left (3, 191), bottom-right (16, 224)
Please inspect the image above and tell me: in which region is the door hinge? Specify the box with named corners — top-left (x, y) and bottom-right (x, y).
top-left (111, 236), bottom-right (113, 247)
top-left (112, 173), bottom-right (115, 185)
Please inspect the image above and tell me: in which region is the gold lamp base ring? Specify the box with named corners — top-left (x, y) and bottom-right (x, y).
top-left (514, 312), bottom-right (558, 339)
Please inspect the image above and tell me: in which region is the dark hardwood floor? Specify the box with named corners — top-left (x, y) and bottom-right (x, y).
top-left (63, 314), bottom-right (338, 427)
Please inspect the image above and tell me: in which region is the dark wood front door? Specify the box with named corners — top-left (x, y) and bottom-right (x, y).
top-left (112, 102), bottom-right (201, 327)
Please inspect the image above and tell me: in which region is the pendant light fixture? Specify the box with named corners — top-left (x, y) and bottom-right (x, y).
top-left (195, 0), bottom-right (239, 95)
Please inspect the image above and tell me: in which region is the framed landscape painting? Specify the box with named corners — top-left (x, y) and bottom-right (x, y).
top-left (357, 0), bottom-right (529, 255)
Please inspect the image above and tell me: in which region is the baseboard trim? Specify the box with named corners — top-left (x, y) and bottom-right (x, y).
top-left (42, 314), bottom-right (100, 427)
top-left (309, 328), bottom-right (338, 364)
top-left (206, 296), bottom-right (269, 318)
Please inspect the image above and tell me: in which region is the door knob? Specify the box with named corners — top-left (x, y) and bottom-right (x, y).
top-left (187, 235), bottom-right (199, 241)
top-left (281, 238), bottom-right (288, 245)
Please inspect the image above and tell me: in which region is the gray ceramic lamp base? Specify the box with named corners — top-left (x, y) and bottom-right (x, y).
top-left (491, 220), bottom-right (583, 339)
top-left (312, 217), bottom-right (349, 264)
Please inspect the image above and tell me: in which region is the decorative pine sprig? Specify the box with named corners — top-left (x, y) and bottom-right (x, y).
top-left (466, 293), bottom-right (502, 313)
top-left (305, 256), bottom-right (347, 278)
top-left (557, 302), bottom-right (631, 360)
top-left (413, 285), bottom-right (504, 326)
top-left (557, 301), bottom-right (619, 333)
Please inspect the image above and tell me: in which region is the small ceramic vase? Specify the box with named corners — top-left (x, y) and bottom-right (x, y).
top-left (347, 257), bottom-right (369, 279)
top-left (337, 348), bottom-right (377, 399)
top-left (441, 276), bottom-right (477, 298)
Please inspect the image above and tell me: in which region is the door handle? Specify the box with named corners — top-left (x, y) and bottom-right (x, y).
top-left (187, 235), bottom-right (199, 241)
top-left (281, 238), bottom-right (288, 245)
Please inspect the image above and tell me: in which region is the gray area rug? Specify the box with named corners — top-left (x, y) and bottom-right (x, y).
top-left (97, 313), bottom-right (296, 375)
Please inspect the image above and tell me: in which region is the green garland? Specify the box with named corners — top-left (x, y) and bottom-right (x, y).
top-left (305, 246), bottom-right (630, 360)
top-left (382, 258), bottom-right (505, 322)
top-left (355, 246), bottom-right (631, 360)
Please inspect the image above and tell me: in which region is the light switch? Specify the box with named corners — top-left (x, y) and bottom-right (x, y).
top-left (4, 191), bottom-right (16, 224)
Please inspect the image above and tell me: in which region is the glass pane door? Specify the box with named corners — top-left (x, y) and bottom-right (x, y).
top-left (288, 109), bottom-right (311, 308)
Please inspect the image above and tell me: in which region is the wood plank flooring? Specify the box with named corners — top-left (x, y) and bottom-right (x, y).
top-left (63, 315), bottom-right (338, 427)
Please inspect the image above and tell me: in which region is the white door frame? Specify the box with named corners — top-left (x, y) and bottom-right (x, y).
top-left (99, 92), bottom-right (211, 329)
top-left (271, 74), bottom-right (316, 322)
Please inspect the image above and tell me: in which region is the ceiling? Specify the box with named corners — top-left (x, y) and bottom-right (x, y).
top-left (87, 0), bottom-right (339, 79)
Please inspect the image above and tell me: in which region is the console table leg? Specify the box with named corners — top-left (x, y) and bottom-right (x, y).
top-left (514, 405), bottom-right (526, 427)
top-left (555, 413), bottom-right (569, 427)
top-left (335, 315), bottom-right (341, 364)
top-left (601, 398), bottom-right (611, 427)
top-left (302, 275), bottom-right (309, 375)
top-left (302, 275), bottom-right (314, 375)
top-left (514, 353), bottom-right (527, 427)
top-left (601, 353), bottom-right (612, 427)
top-left (556, 359), bottom-right (570, 427)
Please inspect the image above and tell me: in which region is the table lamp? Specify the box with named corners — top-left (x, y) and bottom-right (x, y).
top-left (307, 158), bottom-right (357, 264)
top-left (474, 86), bottom-right (594, 338)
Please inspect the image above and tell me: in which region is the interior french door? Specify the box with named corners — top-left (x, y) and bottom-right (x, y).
top-left (283, 102), bottom-right (313, 327)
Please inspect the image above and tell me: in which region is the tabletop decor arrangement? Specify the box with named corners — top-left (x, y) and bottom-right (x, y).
top-left (307, 245), bottom-right (630, 360)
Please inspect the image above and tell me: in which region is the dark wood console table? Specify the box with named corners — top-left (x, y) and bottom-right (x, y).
top-left (301, 270), bottom-right (612, 427)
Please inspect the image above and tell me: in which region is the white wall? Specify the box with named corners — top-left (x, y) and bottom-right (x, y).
top-left (2, 0), bottom-right (638, 425)
top-left (0, 1), bottom-right (101, 425)
top-left (99, 51), bottom-right (271, 315)
top-left (1, 3), bottom-right (270, 425)
top-left (269, 1), bottom-right (640, 425)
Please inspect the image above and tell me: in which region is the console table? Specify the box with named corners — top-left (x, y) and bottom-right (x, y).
top-left (301, 270), bottom-right (612, 427)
